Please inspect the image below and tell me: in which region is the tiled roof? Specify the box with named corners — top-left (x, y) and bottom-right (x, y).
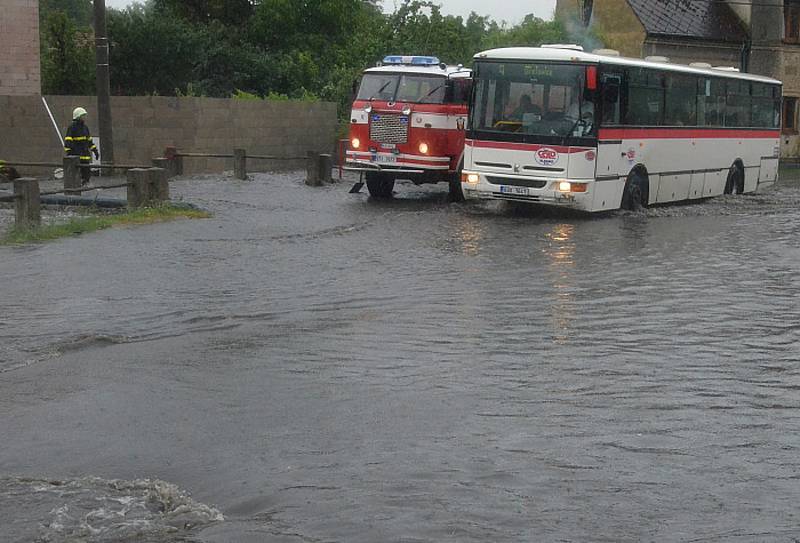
top-left (627, 0), bottom-right (748, 43)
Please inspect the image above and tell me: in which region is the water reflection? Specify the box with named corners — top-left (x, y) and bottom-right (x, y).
top-left (453, 215), bottom-right (486, 257)
top-left (542, 223), bottom-right (576, 344)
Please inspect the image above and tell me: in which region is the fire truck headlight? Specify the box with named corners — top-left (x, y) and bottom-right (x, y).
top-left (558, 181), bottom-right (572, 193)
top-left (461, 172), bottom-right (479, 185)
top-left (402, 106), bottom-right (412, 116)
top-left (364, 105), bottom-right (372, 113)
top-left (419, 142), bottom-right (429, 154)
top-left (351, 138), bottom-right (361, 150)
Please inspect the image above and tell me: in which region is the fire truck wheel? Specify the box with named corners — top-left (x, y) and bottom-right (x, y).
top-left (448, 176), bottom-right (465, 202)
top-left (366, 172), bottom-right (394, 198)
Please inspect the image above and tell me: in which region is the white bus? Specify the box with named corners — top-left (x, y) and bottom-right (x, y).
top-left (460, 46), bottom-right (782, 212)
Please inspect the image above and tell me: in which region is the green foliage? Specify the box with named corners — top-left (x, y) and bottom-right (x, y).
top-left (39, 0), bottom-right (92, 27)
top-left (232, 89), bottom-right (262, 100)
top-left (2, 205), bottom-right (211, 245)
top-left (42, 0), bottom-right (569, 113)
top-left (152, 0), bottom-right (256, 27)
top-left (41, 11), bottom-right (95, 95)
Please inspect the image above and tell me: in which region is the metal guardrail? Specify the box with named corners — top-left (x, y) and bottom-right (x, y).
top-left (1, 147), bottom-right (337, 231)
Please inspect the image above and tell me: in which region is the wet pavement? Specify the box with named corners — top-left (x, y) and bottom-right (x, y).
top-left (1, 167), bottom-right (800, 542)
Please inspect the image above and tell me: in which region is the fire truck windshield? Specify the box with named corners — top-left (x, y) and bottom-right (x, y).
top-left (357, 74), bottom-right (447, 104)
top-left (470, 62), bottom-right (596, 139)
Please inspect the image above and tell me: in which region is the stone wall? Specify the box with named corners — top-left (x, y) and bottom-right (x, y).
top-left (0, 95), bottom-right (338, 174)
top-left (0, 0), bottom-right (41, 95)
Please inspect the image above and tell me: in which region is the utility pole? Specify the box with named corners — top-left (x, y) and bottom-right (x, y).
top-left (581, 0), bottom-right (594, 27)
top-left (94, 0), bottom-right (114, 166)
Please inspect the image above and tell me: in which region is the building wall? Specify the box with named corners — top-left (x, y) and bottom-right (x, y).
top-left (747, 0), bottom-right (800, 158)
top-left (0, 0), bottom-right (41, 95)
top-left (0, 96), bottom-right (338, 174)
top-left (643, 39), bottom-right (744, 68)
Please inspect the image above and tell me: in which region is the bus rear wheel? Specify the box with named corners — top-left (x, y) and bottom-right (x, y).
top-left (366, 172), bottom-right (394, 198)
top-left (621, 171), bottom-right (648, 211)
top-left (724, 164), bottom-right (744, 195)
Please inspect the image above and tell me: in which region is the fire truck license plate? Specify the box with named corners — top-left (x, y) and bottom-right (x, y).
top-left (373, 154), bottom-right (396, 164)
top-left (500, 185), bottom-right (529, 196)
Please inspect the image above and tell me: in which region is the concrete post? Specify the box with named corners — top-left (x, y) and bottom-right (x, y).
top-left (152, 157), bottom-right (176, 178)
top-left (148, 167), bottom-right (170, 203)
top-left (234, 148), bottom-right (247, 180)
top-left (63, 156), bottom-right (81, 196)
top-left (318, 154), bottom-right (333, 184)
top-left (306, 150), bottom-right (321, 186)
top-left (164, 146), bottom-right (183, 175)
top-left (127, 168), bottom-right (150, 208)
top-left (13, 178), bottom-right (41, 229)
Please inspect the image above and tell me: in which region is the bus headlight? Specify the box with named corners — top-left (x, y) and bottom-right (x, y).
top-left (419, 142), bottom-right (429, 154)
top-left (461, 172), bottom-right (480, 185)
top-left (351, 138), bottom-right (361, 150)
top-left (557, 181), bottom-right (588, 193)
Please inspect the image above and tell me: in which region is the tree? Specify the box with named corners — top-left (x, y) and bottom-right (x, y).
top-left (41, 11), bottom-right (95, 95)
top-left (39, 0), bottom-right (93, 27)
top-left (153, 0), bottom-right (256, 26)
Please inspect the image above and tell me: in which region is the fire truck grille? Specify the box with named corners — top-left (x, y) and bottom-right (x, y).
top-left (370, 114), bottom-right (409, 144)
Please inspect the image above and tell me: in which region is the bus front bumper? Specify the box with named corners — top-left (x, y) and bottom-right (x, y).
top-left (461, 175), bottom-right (593, 210)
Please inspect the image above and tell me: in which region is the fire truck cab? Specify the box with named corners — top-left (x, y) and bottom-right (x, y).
top-left (346, 56), bottom-right (472, 199)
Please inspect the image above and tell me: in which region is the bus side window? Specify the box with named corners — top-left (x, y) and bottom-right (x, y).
top-left (601, 73), bottom-right (622, 125)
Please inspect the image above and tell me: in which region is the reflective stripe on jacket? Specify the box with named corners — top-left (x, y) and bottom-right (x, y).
top-left (64, 120), bottom-right (96, 162)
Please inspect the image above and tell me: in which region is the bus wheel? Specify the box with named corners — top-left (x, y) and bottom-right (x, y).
top-left (448, 173), bottom-right (465, 202)
top-left (621, 171), bottom-right (648, 211)
top-left (724, 164), bottom-right (744, 195)
top-left (366, 172), bottom-right (394, 198)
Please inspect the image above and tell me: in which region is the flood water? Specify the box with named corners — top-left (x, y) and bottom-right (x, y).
top-left (1, 167), bottom-right (800, 542)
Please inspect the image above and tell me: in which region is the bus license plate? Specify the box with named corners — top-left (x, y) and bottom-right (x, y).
top-left (372, 154), bottom-right (396, 164)
top-left (500, 185), bottom-right (529, 196)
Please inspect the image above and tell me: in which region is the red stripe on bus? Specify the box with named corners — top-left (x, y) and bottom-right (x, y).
top-left (465, 140), bottom-right (591, 153)
top-left (598, 128), bottom-right (780, 140)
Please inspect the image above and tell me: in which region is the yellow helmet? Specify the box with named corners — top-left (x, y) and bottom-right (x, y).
top-left (72, 107), bottom-right (88, 120)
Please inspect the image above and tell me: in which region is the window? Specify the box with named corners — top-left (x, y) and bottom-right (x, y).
top-left (600, 72), bottom-right (622, 125)
top-left (725, 80), bottom-right (751, 127)
top-left (784, 97), bottom-right (798, 133)
top-left (665, 73), bottom-right (697, 126)
top-left (786, 2), bottom-right (800, 43)
top-left (449, 78), bottom-right (472, 105)
top-left (625, 68), bottom-right (664, 125)
top-left (396, 75), bottom-right (446, 104)
top-left (470, 62), bottom-right (593, 140)
top-left (697, 78), bottom-right (726, 127)
top-left (752, 83), bottom-right (781, 129)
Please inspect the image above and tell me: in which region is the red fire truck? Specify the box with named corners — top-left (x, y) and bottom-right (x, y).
top-left (346, 56), bottom-right (472, 199)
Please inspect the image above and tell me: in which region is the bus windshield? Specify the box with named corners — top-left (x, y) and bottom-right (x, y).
top-left (470, 62), bottom-right (596, 139)
top-left (357, 74), bottom-right (447, 104)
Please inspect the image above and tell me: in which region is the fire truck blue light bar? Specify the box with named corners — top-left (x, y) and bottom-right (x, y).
top-left (383, 56), bottom-right (441, 66)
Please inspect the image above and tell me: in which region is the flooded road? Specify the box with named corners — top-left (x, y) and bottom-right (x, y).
top-left (2, 168), bottom-right (800, 542)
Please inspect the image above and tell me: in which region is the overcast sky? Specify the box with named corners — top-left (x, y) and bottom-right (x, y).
top-left (104, 0), bottom-right (558, 24)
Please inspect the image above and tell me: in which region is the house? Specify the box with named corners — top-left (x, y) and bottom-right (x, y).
top-left (556, 0), bottom-right (800, 159)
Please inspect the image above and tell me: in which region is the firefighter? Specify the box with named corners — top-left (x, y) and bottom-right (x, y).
top-left (65, 107), bottom-right (99, 185)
